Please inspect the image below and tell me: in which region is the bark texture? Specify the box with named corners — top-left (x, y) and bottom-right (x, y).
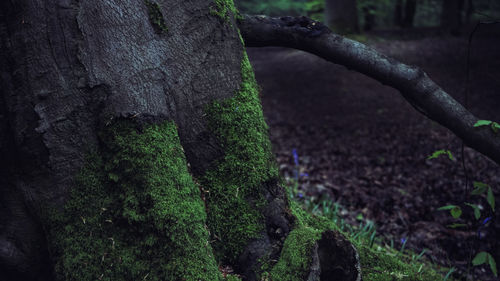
top-left (238, 14), bottom-right (500, 166)
top-left (0, 0), bottom-right (262, 279)
top-left (0, 1), bottom-right (361, 280)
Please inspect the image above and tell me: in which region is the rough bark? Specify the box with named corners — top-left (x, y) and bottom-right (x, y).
top-left (324, 0), bottom-right (359, 34)
top-left (238, 14), bottom-right (500, 166)
top-left (4, 1), bottom-right (490, 280)
top-left (1, 0), bottom-right (260, 279)
top-left (0, 1), bottom-right (361, 280)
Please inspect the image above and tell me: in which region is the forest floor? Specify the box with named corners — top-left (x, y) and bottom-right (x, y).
top-left (247, 25), bottom-right (500, 280)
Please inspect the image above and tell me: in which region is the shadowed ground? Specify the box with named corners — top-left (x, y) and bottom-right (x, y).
top-left (248, 26), bottom-right (500, 280)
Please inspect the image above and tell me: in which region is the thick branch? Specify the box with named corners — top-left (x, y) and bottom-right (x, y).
top-left (238, 15), bottom-right (500, 166)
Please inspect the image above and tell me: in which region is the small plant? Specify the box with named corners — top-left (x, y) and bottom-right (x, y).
top-left (443, 267), bottom-right (456, 281)
top-left (427, 149), bottom-right (455, 161)
top-left (429, 149), bottom-right (498, 278)
top-left (398, 237), bottom-right (408, 256)
top-left (472, 251), bottom-right (498, 277)
top-left (282, 148), bottom-right (456, 280)
top-left (474, 119), bottom-right (500, 133)
top-left (412, 249), bottom-right (428, 262)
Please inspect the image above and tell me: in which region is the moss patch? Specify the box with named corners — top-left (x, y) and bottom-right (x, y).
top-left (223, 275), bottom-right (243, 281)
top-left (358, 244), bottom-right (448, 281)
top-left (144, 0), bottom-right (168, 33)
top-left (269, 227), bottom-right (321, 281)
top-left (211, 0), bottom-right (241, 21)
top-left (289, 199), bottom-right (337, 231)
top-left (46, 120), bottom-right (220, 281)
top-left (202, 52), bottom-right (278, 264)
top-left (284, 199), bottom-right (450, 280)
top-left (256, 200), bottom-right (328, 280)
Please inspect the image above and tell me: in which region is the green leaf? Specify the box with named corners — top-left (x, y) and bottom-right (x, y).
top-left (446, 150), bottom-right (454, 160)
top-left (465, 203), bottom-right (481, 220)
top-left (489, 254), bottom-right (498, 277)
top-left (428, 149), bottom-right (454, 160)
top-left (443, 267), bottom-right (456, 281)
top-left (474, 120), bottom-right (493, 127)
top-left (492, 122), bottom-right (500, 134)
top-left (471, 181), bottom-right (489, 195)
top-left (447, 223), bottom-right (467, 228)
top-left (450, 206), bottom-right (462, 219)
top-left (437, 205), bottom-right (457, 211)
top-left (474, 252), bottom-right (499, 277)
top-left (439, 205), bottom-right (462, 219)
top-left (472, 251), bottom-right (488, 266)
top-left (474, 208), bottom-right (481, 220)
top-left (487, 187), bottom-right (495, 211)
top-left (356, 213), bottom-right (364, 221)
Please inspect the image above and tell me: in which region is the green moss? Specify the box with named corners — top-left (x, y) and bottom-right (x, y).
top-left (289, 200), bottom-right (337, 231)
top-left (202, 52), bottom-right (278, 264)
top-left (144, 0), bottom-right (168, 33)
top-left (269, 227), bottom-right (321, 281)
top-left (46, 121), bottom-right (221, 281)
top-left (254, 200), bottom-right (330, 280)
top-left (358, 244), bottom-right (449, 281)
top-left (211, 0), bottom-right (241, 21)
top-left (271, 199), bottom-right (449, 280)
top-left (223, 275), bottom-right (242, 281)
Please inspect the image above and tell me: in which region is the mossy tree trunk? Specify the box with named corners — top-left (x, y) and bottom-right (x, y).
top-left (0, 0), bottom-right (360, 280)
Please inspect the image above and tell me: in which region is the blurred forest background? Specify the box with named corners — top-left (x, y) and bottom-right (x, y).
top-left (236, 0), bottom-right (500, 280)
top-left (235, 0), bottom-right (500, 33)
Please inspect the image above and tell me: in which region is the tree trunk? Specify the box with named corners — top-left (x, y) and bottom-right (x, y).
top-left (441, 0), bottom-right (465, 33)
top-left (0, 1), bottom-right (360, 280)
top-left (394, 0), bottom-right (403, 27)
top-left (394, 0), bottom-right (416, 28)
top-left (3, 0), bottom-right (499, 280)
top-left (465, 0), bottom-right (474, 25)
top-left (324, 0), bottom-right (359, 34)
top-left (402, 0), bottom-right (416, 28)
top-left (362, 5), bottom-right (376, 31)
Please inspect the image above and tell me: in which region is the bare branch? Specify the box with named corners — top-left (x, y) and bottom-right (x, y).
top-left (238, 14), bottom-right (500, 166)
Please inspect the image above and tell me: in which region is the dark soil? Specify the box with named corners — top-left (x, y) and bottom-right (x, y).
top-left (247, 25), bottom-right (500, 281)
